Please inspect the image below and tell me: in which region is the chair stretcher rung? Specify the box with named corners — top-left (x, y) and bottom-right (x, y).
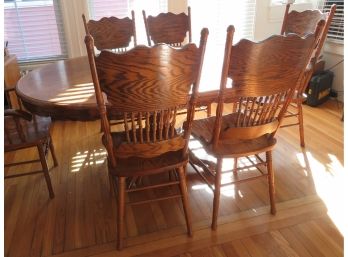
top-left (5, 159), bottom-right (40, 167)
top-left (284, 112), bottom-right (299, 117)
top-left (221, 173), bottom-right (269, 186)
top-left (222, 161), bottom-right (266, 174)
top-left (127, 194), bottom-right (182, 206)
top-left (189, 152), bottom-right (216, 177)
top-left (280, 123), bottom-right (300, 128)
top-left (126, 180), bottom-right (180, 192)
top-left (5, 170), bottom-right (43, 179)
top-left (246, 155), bottom-right (266, 175)
top-left (189, 160), bottom-right (215, 191)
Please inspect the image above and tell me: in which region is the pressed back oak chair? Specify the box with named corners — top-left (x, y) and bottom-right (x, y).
top-left (82, 11), bottom-right (137, 52)
top-left (4, 109), bottom-right (58, 199)
top-left (85, 28), bottom-right (208, 250)
top-left (189, 25), bottom-right (322, 230)
top-left (280, 4), bottom-right (336, 147)
top-left (143, 7), bottom-right (192, 47)
top-left (83, 12), bottom-right (138, 130)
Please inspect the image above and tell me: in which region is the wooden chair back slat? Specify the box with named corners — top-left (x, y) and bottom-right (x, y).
top-left (153, 111), bottom-right (157, 143)
top-left (85, 28), bottom-right (208, 160)
top-left (159, 111), bottom-right (164, 140)
top-left (146, 112), bottom-right (150, 142)
top-left (171, 108), bottom-right (177, 137)
top-left (212, 25), bottom-right (320, 145)
top-left (143, 7), bottom-right (192, 46)
top-left (82, 11), bottom-right (137, 51)
top-left (131, 112), bottom-right (137, 143)
top-left (123, 113), bottom-right (131, 143)
top-left (138, 112), bottom-right (143, 143)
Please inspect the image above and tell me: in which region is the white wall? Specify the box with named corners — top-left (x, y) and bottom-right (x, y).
top-left (168, 0), bottom-right (187, 13)
top-left (321, 43), bottom-right (344, 102)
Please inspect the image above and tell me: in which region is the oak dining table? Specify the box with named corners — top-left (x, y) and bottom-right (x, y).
top-left (16, 56), bottom-right (220, 121)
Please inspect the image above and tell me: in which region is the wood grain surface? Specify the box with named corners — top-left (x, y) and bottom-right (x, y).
top-left (143, 7), bottom-right (191, 46)
top-left (83, 12), bottom-right (137, 51)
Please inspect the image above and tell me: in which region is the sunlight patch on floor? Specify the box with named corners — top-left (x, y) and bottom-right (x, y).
top-left (297, 151), bottom-right (346, 236)
top-left (296, 152), bottom-right (309, 176)
top-left (191, 184), bottom-right (213, 195)
top-left (70, 148), bottom-right (107, 172)
top-left (189, 138), bottom-right (261, 198)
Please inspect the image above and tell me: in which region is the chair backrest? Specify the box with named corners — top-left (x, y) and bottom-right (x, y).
top-left (85, 28), bottom-right (208, 165)
top-left (281, 4), bottom-right (336, 61)
top-left (211, 25), bottom-right (322, 147)
top-left (82, 12), bottom-right (137, 52)
top-left (4, 109), bottom-right (50, 151)
top-left (4, 55), bottom-right (22, 109)
top-left (143, 7), bottom-right (192, 46)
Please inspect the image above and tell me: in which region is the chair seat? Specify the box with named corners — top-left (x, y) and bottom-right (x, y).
top-left (191, 114), bottom-right (277, 158)
top-left (4, 115), bottom-right (52, 152)
top-left (104, 132), bottom-right (188, 177)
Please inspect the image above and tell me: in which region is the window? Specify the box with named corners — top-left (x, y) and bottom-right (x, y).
top-left (270, 0), bottom-right (309, 5)
top-left (320, 0), bottom-right (344, 43)
top-left (271, 0), bottom-right (286, 5)
top-left (88, 0), bottom-right (167, 45)
top-left (188, 0), bottom-right (256, 91)
top-left (4, 0), bottom-right (67, 62)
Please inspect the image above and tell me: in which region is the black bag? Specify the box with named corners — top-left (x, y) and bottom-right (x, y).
top-left (306, 70), bottom-right (334, 107)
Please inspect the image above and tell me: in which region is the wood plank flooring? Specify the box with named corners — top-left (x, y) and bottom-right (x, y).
top-left (4, 100), bottom-right (344, 257)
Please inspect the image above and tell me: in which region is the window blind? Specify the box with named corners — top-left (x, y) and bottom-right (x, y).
top-left (88, 0), bottom-right (168, 45)
top-left (320, 0), bottom-right (344, 43)
top-left (270, 0), bottom-right (310, 5)
top-left (4, 0), bottom-right (67, 62)
top-left (188, 0), bottom-right (256, 91)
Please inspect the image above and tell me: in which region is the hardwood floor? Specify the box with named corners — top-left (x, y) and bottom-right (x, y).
top-left (4, 100), bottom-right (344, 257)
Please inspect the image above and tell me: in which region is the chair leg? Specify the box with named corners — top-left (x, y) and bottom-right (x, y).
top-left (207, 104), bottom-right (212, 117)
top-left (33, 115), bottom-right (39, 133)
top-left (108, 172), bottom-right (116, 196)
top-left (233, 157), bottom-right (238, 176)
top-left (177, 166), bottom-right (193, 237)
top-left (37, 143), bottom-right (55, 199)
top-left (117, 177), bottom-right (126, 250)
top-left (266, 151), bottom-right (276, 215)
top-left (297, 102), bottom-right (305, 147)
top-left (49, 136), bottom-right (58, 167)
top-left (212, 158), bottom-right (222, 230)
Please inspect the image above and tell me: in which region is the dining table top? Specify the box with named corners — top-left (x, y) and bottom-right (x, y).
top-left (16, 56), bottom-right (220, 121)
